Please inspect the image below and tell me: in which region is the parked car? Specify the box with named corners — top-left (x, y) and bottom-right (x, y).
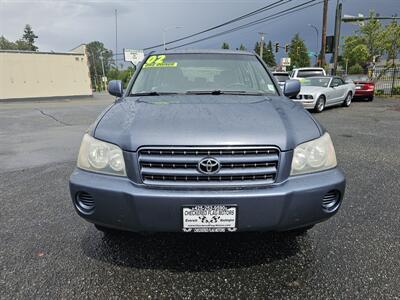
top-left (272, 71), bottom-right (290, 90)
top-left (290, 67), bottom-right (326, 79)
top-left (294, 76), bottom-right (356, 113)
top-left (69, 50), bottom-right (345, 235)
top-left (346, 75), bottom-right (375, 101)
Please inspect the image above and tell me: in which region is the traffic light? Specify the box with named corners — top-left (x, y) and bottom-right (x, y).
top-left (275, 42), bottom-right (280, 53)
top-left (285, 44), bottom-right (289, 53)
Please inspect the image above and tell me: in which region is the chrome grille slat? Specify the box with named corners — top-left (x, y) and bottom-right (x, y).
top-left (138, 147), bottom-right (279, 187)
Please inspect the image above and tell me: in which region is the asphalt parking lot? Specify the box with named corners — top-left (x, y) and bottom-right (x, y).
top-left (1, 94), bottom-right (399, 299)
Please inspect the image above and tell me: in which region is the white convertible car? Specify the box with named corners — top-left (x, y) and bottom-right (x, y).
top-left (293, 76), bottom-right (356, 113)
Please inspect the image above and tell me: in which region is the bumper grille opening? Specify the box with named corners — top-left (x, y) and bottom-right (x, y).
top-left (75, 192), bottom-right (95, 214)
top-left (138, 147), bottom-right (280, 187)
top-left (322, 190), bottom-right (341, 212)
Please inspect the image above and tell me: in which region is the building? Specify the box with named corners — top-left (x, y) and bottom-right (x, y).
top-left (0, 44), bottom-right (92, 100)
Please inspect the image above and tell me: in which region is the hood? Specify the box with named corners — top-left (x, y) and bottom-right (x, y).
top-left (94, 95), bottom-right (322, 151)
top-left (299, 86), bottom-right (327, 94)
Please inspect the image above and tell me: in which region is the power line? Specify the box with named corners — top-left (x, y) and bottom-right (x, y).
top-left (168, 0), bottom-right (324, 50)
top-left (142, 0), bottom-right (294, 51)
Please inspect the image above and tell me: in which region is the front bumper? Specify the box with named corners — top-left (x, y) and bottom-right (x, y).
top-left (292, 99), bottom-right (316, 109)
top-left (69, 167), bottom-right (345, 232)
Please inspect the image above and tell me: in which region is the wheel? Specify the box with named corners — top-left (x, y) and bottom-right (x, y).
top-left (314, 96), bottom-right (326, 113)
top-left (368, 95), bottom-right (374, 101)
top-left (342, 92), bottom-right (352, 107)
top-left (94, 224), bottom-right (118, 234)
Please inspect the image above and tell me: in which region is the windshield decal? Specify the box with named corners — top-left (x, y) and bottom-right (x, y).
top-left (143, 55), bottom-right (178, 68)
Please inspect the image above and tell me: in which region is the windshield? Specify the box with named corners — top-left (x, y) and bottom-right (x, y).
top-left (130, 53), bottom-right (278, 95)
top-left (299, 77), bottom-right (331, 87)
top-left (274, 74), bottom-right (289, 82)
top-left (297, 70), bottom-right (325, 78)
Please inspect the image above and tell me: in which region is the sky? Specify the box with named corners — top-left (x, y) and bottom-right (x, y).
top-left (0, 0), bottom-right (399, 65)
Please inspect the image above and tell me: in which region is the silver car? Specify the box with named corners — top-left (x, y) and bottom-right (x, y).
top-left (294, 76), bottom-right (356, 113)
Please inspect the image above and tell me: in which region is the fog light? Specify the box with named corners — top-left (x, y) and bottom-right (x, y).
top-left (322, 190), bottom-right (341, 212)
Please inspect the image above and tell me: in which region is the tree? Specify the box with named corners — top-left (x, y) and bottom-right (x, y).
top-left (265, 40), bottom-right (276, 67)
top-left (288, 33), bottom-right (310, 70)
top-left (239, 44), bottom-right (246, 51)
top-left (358, 12), bottom-right (385, 63)
top-left (22, 24), bottom-right (38, 51)
top-left (0, 36), bottom-right (16, 50)
top-left (221, 42), bottom-right (230, 49)
top-left (342, 35), bottom-right (369, 68)
top-left (383, 20), bottom-right (400, 63)
top-left (253, 41), bottom-right (275, 67)
top-left (86, 41), bottom-right (114, 91)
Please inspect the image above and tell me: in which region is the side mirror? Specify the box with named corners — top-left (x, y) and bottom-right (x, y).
top-left (284, 79), bottom-right (301, 98)
top-left (108, 80), bottom-right (123, 97)
top-left (331, 83), bottom-right (339, 88)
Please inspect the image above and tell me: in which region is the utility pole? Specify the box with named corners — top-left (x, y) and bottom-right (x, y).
top-left (333, 1), bottom-right (342, 75)
top-left (258, 32), bottom-right (265, 58)
top-left (320, 0), bottom-right (328, 67)
top-left (100, 55), bottom-right (106, 91)
top-left (115, 9), bottom-right (118, 71)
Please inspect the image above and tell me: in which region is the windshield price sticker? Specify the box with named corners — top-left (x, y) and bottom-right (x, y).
top-left (182, 205), bottom-right (237, 232)
top-left (143, 55), bottom-right (178, 68)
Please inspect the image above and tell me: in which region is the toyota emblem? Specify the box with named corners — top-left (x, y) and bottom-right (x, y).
top-left (198, 157), bottom-right (221, 175)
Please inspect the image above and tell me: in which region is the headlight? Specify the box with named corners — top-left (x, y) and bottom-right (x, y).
top-left (77, 134), bottom-right (126, 176)
top-left (290, 133), bottom-right (337, 176)
top-left (303, 95), bottom-right (314, 99)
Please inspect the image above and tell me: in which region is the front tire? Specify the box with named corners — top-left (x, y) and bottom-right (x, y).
top-left (342, 92), bottom-right (352, 107)
top-left (314, 96), bottom-right (326, 113)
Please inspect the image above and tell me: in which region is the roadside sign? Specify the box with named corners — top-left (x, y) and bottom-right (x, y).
top-left (102, 76), bottom-right (107, 82)
top-left (124, 49), bottom-right (144, 65)
top-left (281, 57), bottom-right (291, 66)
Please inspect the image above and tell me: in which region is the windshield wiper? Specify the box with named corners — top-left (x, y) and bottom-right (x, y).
top-left (130, 91), bottom-right (179, 96)
top-left (185, 90), bottom-right (266, 96)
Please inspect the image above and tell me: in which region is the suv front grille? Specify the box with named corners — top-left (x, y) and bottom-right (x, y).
top-left (138, 147), bottom-right (279, 187)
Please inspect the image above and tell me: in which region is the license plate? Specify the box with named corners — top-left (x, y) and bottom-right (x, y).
top-left (356, 86), bottom-right (361, 89)
top-left (182, 205), bottom-right (237, 232)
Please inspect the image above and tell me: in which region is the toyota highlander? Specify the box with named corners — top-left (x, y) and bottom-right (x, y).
top-left (69, 49), bottom-right (345, 234)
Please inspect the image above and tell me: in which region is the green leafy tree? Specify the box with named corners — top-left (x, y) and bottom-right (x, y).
top-left (348, 63), bottom-right (363, 74)
top-left (265, 40), bottom-right (276, 67)
top-left (221, 42), bottom-right (230, 49)
top-left (358, 12), bottom-right (385, 62)
top-left (288, 33), bottom-right (310, 70)
top-left (238, 44), bottom-right (246, 51)
top-left (108, 66), bottom-right (136, 88)
top-left (86, 41), bottom-right (114, 91)
top-left (0, 36), bottom-right (17, 50)
top-left (254, 40), bottom-right (275, 67)
top-left (383, 20), bottom-right (400, 63)
top-left (342, 35), bottom-right (369, 68)
top-left (22, 24), bottom-right (38, 51)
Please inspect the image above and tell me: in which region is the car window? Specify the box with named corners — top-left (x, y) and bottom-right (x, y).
top-left (331, 78), bottom-right (341, 86)
top-left (274, 74), bottom-right (290, 82)
top-left (299, 77), bottom-right (330, 87)
top-left (297, 70), bottom-right (325, 78)
top-left (130, 53), bottom-right (278, 95)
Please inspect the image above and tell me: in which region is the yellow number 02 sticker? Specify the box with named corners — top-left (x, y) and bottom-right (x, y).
top-left (143, 55), bottom-right (178, 68)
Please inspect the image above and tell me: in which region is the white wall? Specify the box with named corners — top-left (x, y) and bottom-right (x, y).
top-left (0, 49), bottom-right (92, 100)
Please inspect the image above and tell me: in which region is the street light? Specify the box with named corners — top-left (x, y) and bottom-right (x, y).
top-left (308, 24), bottom-right (319, 65)
top-left (163, 26), bottom-right (183, 50)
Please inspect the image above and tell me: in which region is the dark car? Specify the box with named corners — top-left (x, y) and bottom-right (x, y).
top-left (346, 75), bottom-right (375, 101)
top-left (69, 50), bottom-right (345, 234)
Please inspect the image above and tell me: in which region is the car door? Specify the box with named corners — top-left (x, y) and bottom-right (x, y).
top-left (328, 78), bottom-right (341, 104)
top-left (336, 78), bottom-right (348, 102)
